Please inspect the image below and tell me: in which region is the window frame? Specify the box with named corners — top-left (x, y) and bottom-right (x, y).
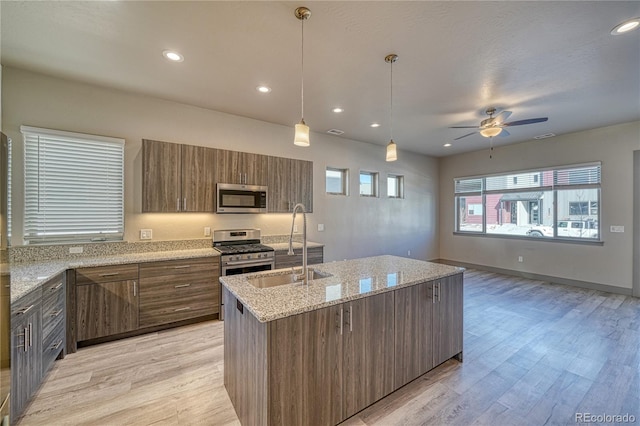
top-left (21, 125), bottom-right (125, 245)
top-left (359, 170), bottom-right (379, 198)
top-left (387, 174), bottom-right (405, 199)
top-left (325, 167), bottom-right (349, 196)
top-left (454, 162), bottom-right (602, 243)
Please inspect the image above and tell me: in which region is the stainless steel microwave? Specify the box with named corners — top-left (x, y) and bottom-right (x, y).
top-left (217, 183), bottom-right (267, 213)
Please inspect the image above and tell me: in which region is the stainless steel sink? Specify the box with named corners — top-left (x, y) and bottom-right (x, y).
top-left (247, 269), bottom-right (332, 289)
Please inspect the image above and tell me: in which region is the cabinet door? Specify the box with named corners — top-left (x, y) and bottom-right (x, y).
top-left (181, 145), bottom-right (216, 212)
top-left (291, 159), bottom-right (313, 212)
top-left (243, 152), bottom-right (269, 186)
top-left (432, 273), bottom-right (463, 366)
top-left (274, 246), bottom-right (324, 269)
top-left (268, 304), bottom-right (343, 426)
top-left (343, 291), bottom-right (395, 419)
top-left (76, 280), bottom-right (139, 341)
top-left (142, 139), bottom-right (181, 212)
top-left (267, 156), bottom-right (292, 212)
top-left (215, 149), bottom-right (242, 184)
top-left (11, 306), bottom-right (42, 420)
top-left (394, 281), bottom-right (434, 388)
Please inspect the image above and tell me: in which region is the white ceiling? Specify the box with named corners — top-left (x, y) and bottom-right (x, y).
top-left (1, 1), bottom-right (639, 157)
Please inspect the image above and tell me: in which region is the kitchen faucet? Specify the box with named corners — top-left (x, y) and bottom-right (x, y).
top-left (288, 203), bottom-right (308, 285)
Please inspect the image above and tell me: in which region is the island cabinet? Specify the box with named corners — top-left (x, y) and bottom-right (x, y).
top-left (267, 156), bottom-right (313, 213)
top-left (216, 149), bottom-right (268, 186)
top-left (138, 257), bottom-right (219, 328)
top-left (142, 139), bottom-right (217, 212)
top-left (273, 246), bottom-right (323, 269)
top-left (75, 264), bottom-right (139, 341)
top-left (432, 273), bottom-right (464, 366)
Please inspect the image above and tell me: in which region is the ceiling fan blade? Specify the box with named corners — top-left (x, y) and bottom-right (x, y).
top-left (493, 110), bottom-right (512, 125)
top-left (502, 117), bottom-right (548, 127)
top-left (498, 128), bottom-right (511, 137)
top-left (454, 131), bottom-right (478, 140)
top-left (449, 126), bottom-right (480, 129)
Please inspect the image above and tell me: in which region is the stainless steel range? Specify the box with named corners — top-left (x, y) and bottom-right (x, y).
top-left (213, 229), bottom-right (275, 319)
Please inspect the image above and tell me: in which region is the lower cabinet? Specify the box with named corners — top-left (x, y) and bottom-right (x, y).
top-left (432, 273), bottom-right (464, 366)
top-left (274, 246), bottom-right (323, 269)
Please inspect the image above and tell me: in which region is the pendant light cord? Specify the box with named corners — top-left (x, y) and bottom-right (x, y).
top-left (390, 59), bottom-right (394, 141)
top-left (300, 16), bottom-right (305, 121)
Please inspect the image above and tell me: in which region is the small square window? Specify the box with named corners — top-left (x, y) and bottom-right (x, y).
top-left (359, 171), bottom-right (379, 197)
top-left (387, 174), bottom-right (404, 198)
top-left (326, 167), bottom-right (348, 195)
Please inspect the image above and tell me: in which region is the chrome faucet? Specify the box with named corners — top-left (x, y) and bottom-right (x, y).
top-left (288, 203), bottom-right (308, 285)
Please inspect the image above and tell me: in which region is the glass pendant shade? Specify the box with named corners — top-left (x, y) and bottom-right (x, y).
top-left (386, 139), bottom-right (398, 162)
top-left (294, 120), bottom-right (310, 147)
top-left (480, 127), bottom-right (502, 138)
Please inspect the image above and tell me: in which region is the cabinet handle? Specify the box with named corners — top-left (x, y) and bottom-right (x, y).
top-left (51, 310), bottom-right (62, 318)
top-left (183, 198), bottom-right (187, 211)
top-left (17, 304), bottom-right (35, 315)
top-left (238, 173), bottom-right (242, 184)
top-left (172, 265), bottom-right (191, 269)
top-left (340, 308), bottom-right (343, 336)
top-left (50, 282), bottom-right (63, 291)
top-left (133, 281), bottom-right (137, 297)
top-left (28, 323), bottom-right (33, 348)
top-left (177, 198), bottom-right (181, 211)
top-left (174, 283), bottom-right (191, 289)
top-left (51, 340), bottom-right (63, 351)
top-left (244, 173), bottom-right (248, 184)
top-left (22, 328), bottom-right (28, 352)
top-left (433, 284), bottom-right (436, 304)
top-left (99, 272), bottom-right (119, 277)
top-left (438, 282), bottom-right (441, 302)
top-left (349, 304), bottom-right (353, 332)
top-left (174, 307), bottom-right (191, 312)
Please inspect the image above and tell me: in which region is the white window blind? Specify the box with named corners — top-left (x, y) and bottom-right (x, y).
top-left (21, 126), bottom-right (124, 244)
top-left (7, 136), bottom-right (11, 239)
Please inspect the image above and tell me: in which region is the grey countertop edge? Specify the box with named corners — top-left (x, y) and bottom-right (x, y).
top-left (10, 248), bottom-right (220, 303)
top-left (265, 241), bottom-right (324, 251)
top-left (220, 255), bottom-right (464, 323)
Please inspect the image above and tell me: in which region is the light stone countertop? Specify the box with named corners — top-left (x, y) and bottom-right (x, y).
top-left (220, 255), bottom-right (464, 323)
top-left (10, 248), bottom-right (219, 303)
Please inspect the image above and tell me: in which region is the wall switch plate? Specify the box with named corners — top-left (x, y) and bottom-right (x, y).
top-left (518, 256), bottom-right (523, 262)
top-left (610, 225), bottom-right (624, 233)
top-left (318, 224), bottom-right (325, 232)
top-left (204, 227), bottom-right (211, 237)
top-left (69, 246), bottom-right (83, 254)
top-left (140, 229), bottom-right (153, 240)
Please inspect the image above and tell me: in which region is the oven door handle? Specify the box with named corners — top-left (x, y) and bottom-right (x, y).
top-left (223, 258), bottom-right (274, 266)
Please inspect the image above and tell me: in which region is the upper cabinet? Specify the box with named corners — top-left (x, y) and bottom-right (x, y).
top-left (142, 139), bottom-right (216, 212)
top-left (216, 149), bottom-right (268, 186)
top-left (267, 156), bottom-right (313, 213)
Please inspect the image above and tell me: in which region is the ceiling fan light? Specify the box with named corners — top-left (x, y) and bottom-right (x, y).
top-left (386, 139), bottom-right (398, 162)
top-left (480, 127), bottom-right (502, 138)
top-left (294, 120), bottom-right (310, 146)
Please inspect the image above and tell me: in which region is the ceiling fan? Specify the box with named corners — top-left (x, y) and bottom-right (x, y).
top-left (450, 107), bottom-right (548, 141)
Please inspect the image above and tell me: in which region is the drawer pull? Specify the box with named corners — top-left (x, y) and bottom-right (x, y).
top-left (50, 282), bottom-right (63, 291)
top-left (51, 340), bottom-right (63, 351)
top-left (174, 284), bottom-right (191, 289)
top-left (172, 265), bottom-right (191, 269)
top-left (99, 272), bottom-right (120, 277)
top-left (51, 310), bottom-right (63, 318)
top-left (174, 307), bottom-right (191, 312)
top-left (17, 304), bottom-right (35, 315)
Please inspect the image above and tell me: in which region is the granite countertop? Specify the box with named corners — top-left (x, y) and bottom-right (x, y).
top-left (10, 248), bottom-right (219, 303)
top-left (220, 255), bottom-right (464, 323)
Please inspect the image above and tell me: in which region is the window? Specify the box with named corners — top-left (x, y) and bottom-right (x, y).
top-left (454, 162), bottom-right (601, 241)
top-left (6, 136), bottom-right (11, 240)
top-left (326, 167), bottom-right (348, 195)
top-left (22, 126), bottom-right (124, 244)
top-left (359, 171), bottom-right (378, 197)
top-left (387, 174), bottom-right (404, 198)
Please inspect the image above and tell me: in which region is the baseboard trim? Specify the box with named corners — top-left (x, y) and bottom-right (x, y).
top-left (434, 258), bottom-right (633, 297)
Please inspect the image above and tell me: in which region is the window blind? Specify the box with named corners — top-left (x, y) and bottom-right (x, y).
top-left (21, 126), bottom-right (124, 244)
top-left (7, 136), bottom-right (11, 239)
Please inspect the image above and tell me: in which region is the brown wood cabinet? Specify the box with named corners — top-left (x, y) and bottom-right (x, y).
top-left (432, 273), bottom-right (464, 366)
top-left (138, 257), bottom-right (219, 328)
top-left (75, 264), bottom-right (139, 341)
top-left (216, 149), bottom-right (268, 186)
top-left (142, 139), bottom-right (217, 212)
top-left (274, 246), bottom-right (323, 269)
top-left (267, 156), bottom-right (313, 212)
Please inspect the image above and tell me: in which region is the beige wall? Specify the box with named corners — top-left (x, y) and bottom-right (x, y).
top-left (1, 67), bottom-right (440, 262)
top-left (439, 120), bottom-right (640, 290)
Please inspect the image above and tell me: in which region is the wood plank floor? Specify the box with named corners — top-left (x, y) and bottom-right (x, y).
top-left (18, 269), bottom-right (640, 425)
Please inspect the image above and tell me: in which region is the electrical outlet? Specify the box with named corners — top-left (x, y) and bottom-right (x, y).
top-left (610, 225), bottom-right (624, 233)
top-left (69, 246), bottom-right (83, 254)
top-left (293, 224), bottom-right (299, 233)
top-left (140, 229), bottom-right (153, 240)
top-left (204, 227), bottom-right (211, 237)
top-left (518, 256), bottom-right (523, 263)
top-left (408, 250), bottom-right (411, 257)
top-left (318, 224), bottom-right (325, 232)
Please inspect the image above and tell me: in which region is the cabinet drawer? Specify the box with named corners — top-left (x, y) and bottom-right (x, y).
top-left (11, 288), bottom-right (41, 322)
top-left (139, 291), bottom-right (218, 328)
top-left (42, 288), bottom-right (64, 340)
top-left (42, 327), bottom-right (64, 375)
top-left (139, 277), bottom-right (216, 301)
top-left (41, 273), bottom-right (64, 302)
top-left (76, 264), bottom-right (139, 285)
top-left (139, 257), bottom-right (218, 279)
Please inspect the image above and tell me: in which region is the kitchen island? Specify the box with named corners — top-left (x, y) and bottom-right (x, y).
top-left (220, 255), bottom-right (464, 426)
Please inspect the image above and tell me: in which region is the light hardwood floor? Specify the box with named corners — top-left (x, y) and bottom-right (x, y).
top-left (18, 269), bottom-right (640, 425)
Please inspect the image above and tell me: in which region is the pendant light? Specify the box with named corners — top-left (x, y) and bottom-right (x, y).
top-left (385, 54), bottom-right (398, 162)
top-left (294, 7), bottom-right (311, 147)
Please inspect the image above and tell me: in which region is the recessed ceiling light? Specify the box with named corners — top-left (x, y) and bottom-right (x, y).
top-left (443, 143), bottom-right (452, 147)
top-left (327, 129), bottom-right (344, 135)
top-left (611, 17), bottom-right (640, 35)
top-left (370, 123), bottom-right (380, 128)
top-left (256, 86), bottom-right (272, 93)
top-left (162, 50), bottom-right (184, 62)
top-left (332, 107), bottom-right (344, 113)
